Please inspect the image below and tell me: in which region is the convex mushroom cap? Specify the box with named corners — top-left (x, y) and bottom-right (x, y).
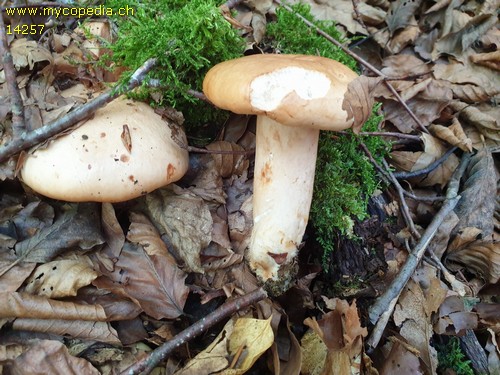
top-left (21, 96), bottom-right (189, 202)
top-left (203, 53), bottom-right (358, 130)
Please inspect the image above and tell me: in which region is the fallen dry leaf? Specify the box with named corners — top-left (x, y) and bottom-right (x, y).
top-left (429, 119), bottom-right (472, 152)
top-left (93, 215), bottom-right (189, 319)
top-left (5, 340), bottom-right (99, 375)
top-left (393, 279), bottom-right (438, 374)
top-left (379, 337), bottom-right (424, 374)
top-left (143, 187), bottom-right (213, 273)
top-left (434, 295), bottom-right (478, 335)
top-left (24, 257), bottom-right (98, 298)
top-left (0, 292), bottom-right (108, 321)
top-left (390, 133), bottom-right (459, 187)
top-left (303, 299), bottom-right (367, 375)
top-left (12, 318), bottom-right (120, 345)
top-left (206, 141), bottom-right (250, 178)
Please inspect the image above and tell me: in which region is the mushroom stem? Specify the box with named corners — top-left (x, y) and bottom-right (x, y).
top-left (249, 116), bottom-right (319, 281)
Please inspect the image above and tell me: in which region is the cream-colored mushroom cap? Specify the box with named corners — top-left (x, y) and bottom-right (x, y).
top-left (21, 96), bottom-right (189, 202)
top-left (203, 54), bottom-right (358, 130)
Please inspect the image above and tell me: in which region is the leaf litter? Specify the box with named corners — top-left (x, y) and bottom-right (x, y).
top-left (0, 0), bottom-right (499, 374)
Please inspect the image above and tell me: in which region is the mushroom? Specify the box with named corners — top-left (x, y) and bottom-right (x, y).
top-left (203, 54), bottom-right (360, 284)
top-left (21, 96), bottom-right (189, 202)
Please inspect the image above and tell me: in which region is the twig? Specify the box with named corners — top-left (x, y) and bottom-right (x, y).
top-left (0, 12), bottom-right (25, 136)
top-left (367, 195), bottom-right (460, 325)
top-left (367, 154), bottom-right (470, 329)
top-left (0, 58), bottom-right (158, 163)
top-left (187, 145), bottom-right (255, 155)
top-left (337, 131), bottom-right (421, 142)
top-left (273, 0), bottom-right (429, 134)
top-left (360, 143), bottom-right (420, 238)
top-left (393, 146), bottom-right (458, 179)
top-left (402, 190), bottom-right (446, 202)
top-left (120, 288), bottom-right (268, 375)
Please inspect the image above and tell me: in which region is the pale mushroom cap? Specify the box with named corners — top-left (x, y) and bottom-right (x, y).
top-left (21, 96), bottom-right (189, 202)
top-left (203, 54), bottom-right (359, 130)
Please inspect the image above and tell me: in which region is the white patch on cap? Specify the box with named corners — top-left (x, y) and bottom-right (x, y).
top-left (250, 67), bottom-right (330, 111)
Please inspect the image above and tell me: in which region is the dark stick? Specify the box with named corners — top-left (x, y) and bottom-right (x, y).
top-left (120, 288), bottom-right (268, 375)
top-left (392, 146), bottom-right (458, 179)
top-left (0, 13), bottom-right (25, 136)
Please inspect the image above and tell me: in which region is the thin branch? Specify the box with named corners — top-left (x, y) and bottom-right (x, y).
top-left (187, 145), bottom-right (255, 155)
top-left (367, 195), bottom-right (460, 324)
top-left (0, 58), bottom-right (158, 163)
top-left (0, 12), bottom-right (25, 136)
top-left (393, 146), bottom-right (458, 179)
top-left (360, 143), bottom-right (420, 238)
top-left (273, 0), bottom-right (429, 134)
top-left (120, 288), bottom-right (268, 375)
top-left (367, 153), bottom-right (470, 327)
top-left (337, 131), bottom-right (421, 142)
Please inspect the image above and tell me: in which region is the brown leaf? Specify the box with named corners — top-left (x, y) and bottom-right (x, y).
top-left (433, 60), bottom-right (500, 94)
top-left (446, 239), bottom-right (500, 284)
top-left (434, 296), bottom-right (478, 335)
top-left (443, 82), bottom-right (499, 103)
top-left (101, 202), bottom-right (125, 259)
top-left (93, 241), bottom-right (188, 320)
top-left (343, 76), bottom-right (380, 133)
top-left (24, 258), bottom-right (98, 298)
top-left (432, 14), bottom-right (498, 60)
top-left (0, 292), bottom-right (108, 321)
top-left (386, 0), bottom-right (421, 35)
top-left (14, 203), bottom-right (105, 263)
top-left (303, 299), bottom-right (367, 374)
top-left (429, 119), bottom-right (473, 152)
top-left (393, 279), bottom-right (438, 373)
top-left (452, 101), bottom-right (500, 143)
top-left (453, 149), bottom-right (497, 236)
top-left (6, 340), bottom-right (100, 375)
top-left (379, 338), bottom-right (424, 374)
top-left (206, 141), bottom-right (250, 178)
top-left (470, 50), bottom-right (500, 71)
top-left (143, 187), bottom-right (213, 273)
top-left (10, 38), bottom-right (53, 71)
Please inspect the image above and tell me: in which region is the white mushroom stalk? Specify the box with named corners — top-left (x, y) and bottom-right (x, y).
top-left (203, 54), bottom-right (361, 283)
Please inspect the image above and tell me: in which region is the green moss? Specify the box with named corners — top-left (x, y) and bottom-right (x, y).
top-left (266, 4), bottom-right (390, 257)
top-left (103, 0), bottom-right (245, 129)
top-left (437, 337), bottom-right (474, 375)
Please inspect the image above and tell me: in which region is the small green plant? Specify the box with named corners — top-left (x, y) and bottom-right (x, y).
top-left (266, 4), bottom-right (390, 258)
top-left (103, 0), bottom-right (244, 128)
top-left (437, 337), bottom-right (474, 375)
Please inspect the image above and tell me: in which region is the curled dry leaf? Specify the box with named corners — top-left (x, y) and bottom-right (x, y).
top-left (5, 340), bottom-right (100, 374)
top-left (144, 187), bottom-right (212, 273)
top-left (205, 141), bottom-right (250, 178)
top-left (446, 239), bottom-right (500, 284)
top-left (453, 149), bottom-right (496, 236)
top-left (451, 101), bottom-right (500, 143)
top-left (174, 317), bottom-right (273, 375)
top-left (93, 212), bottom-right (189, 320)
top-left (10, 38), bottom-right (53, 71)
top-left (0, 292), bottom-right (108, 321)
top-left (343, 75), bottom-right (380, 134)
top-left (12, 319), bottom-right (120, 345)
top-left (470, 50), bottom-right (500, 71)
top-left (429, 119), bottom-right (473, 152)
top-left (431, 14), bottom-right (498, 61)
top-left (24, 258), bottom-right (98, 298)
top-left (393, 279), bottom-right (438, 374)
top-left (434, 295), bottom-right (478, 335)
top-left (390, 133), bottom-right (459, 187)
top-left (302, 299), bottom-right (367, 375)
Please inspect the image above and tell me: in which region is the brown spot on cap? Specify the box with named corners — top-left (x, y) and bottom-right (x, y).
top-left (120, 154), bottom-right (130, 162)
top-left (100, 132), bottom-right (106, 138)
top-left (166, 163), bottom-right (175, 180)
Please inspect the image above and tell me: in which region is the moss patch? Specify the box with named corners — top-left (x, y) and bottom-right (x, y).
top-left (266, 4), bottom-right (390, 256)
